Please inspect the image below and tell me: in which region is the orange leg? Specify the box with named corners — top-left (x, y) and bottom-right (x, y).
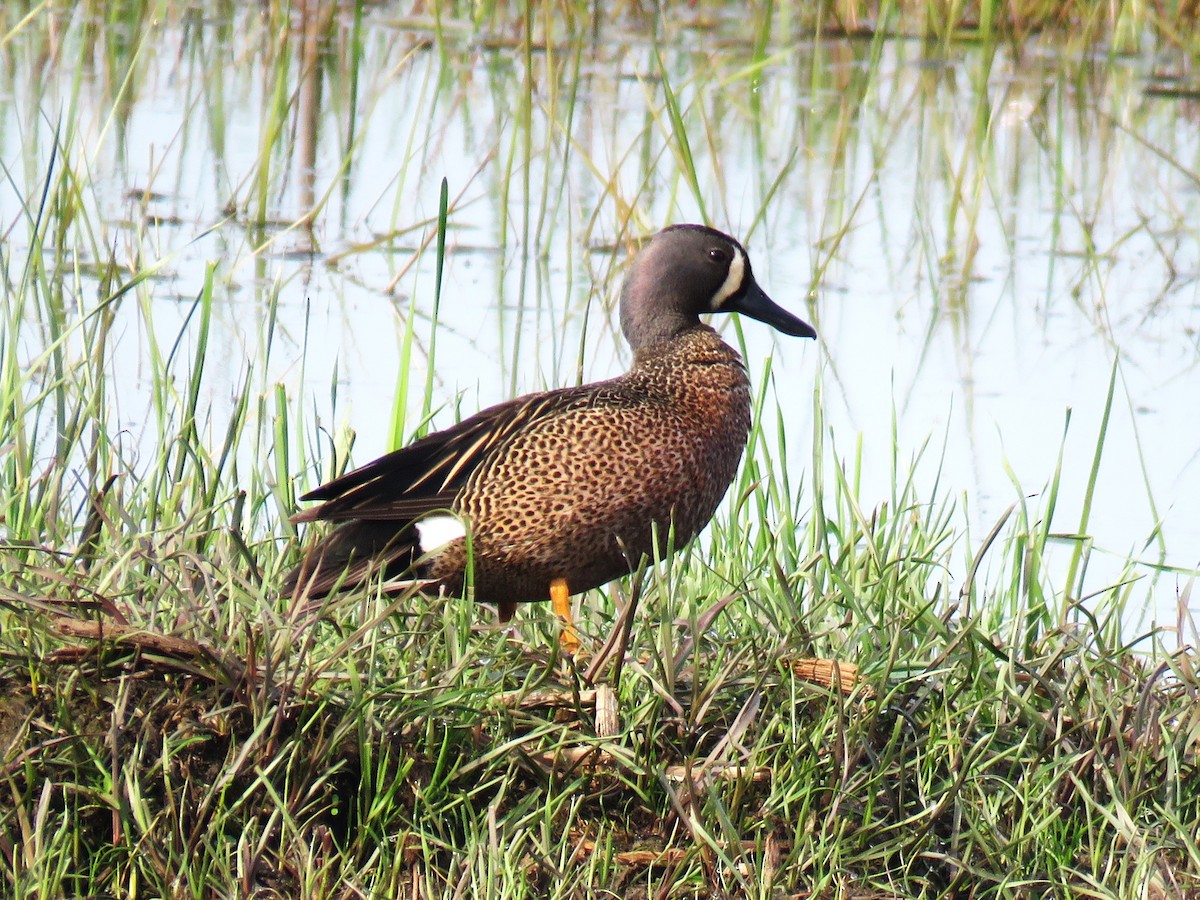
top-left (550, 577), bottom-right (579, 655)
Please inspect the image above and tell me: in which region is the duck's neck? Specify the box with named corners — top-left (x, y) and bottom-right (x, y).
top-left (630, 323), bottom-right (722, 368)
top-left (620, 269), bottom-right (704, 351)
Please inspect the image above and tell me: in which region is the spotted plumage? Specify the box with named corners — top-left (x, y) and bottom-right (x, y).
top-left (283, 224), bottom-right (816, 616)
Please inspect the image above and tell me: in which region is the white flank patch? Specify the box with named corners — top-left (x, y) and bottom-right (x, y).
top-left (710, 247), bottom-right (745, 310)
top-left (414, 514), bottom-right (467, 555)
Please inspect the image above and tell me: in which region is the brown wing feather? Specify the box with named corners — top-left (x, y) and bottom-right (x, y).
top-left (291, 390), bottom-right (578, 524)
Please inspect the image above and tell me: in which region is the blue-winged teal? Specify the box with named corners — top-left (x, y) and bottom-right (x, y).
top-left (284, 224), bottom-right (815, 646)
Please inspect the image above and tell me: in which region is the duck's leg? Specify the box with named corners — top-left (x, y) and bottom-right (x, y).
top-left (495, 601), bottom-right (520, 641)
top-left (550, 578), bottom-right (580, 654)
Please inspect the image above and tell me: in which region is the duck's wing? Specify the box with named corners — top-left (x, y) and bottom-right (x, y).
top-left (292, 389), bottom-right (578, 524)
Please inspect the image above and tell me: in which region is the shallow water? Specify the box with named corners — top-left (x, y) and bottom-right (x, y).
top-left (4, 8), bottom-right (1198, 636)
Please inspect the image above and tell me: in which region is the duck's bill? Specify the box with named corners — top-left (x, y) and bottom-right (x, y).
top-left (731, 281), bottom-right (817, 339)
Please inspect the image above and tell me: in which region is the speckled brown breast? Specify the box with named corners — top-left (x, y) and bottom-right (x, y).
top-left (424, 327), bottom-right (751, 604)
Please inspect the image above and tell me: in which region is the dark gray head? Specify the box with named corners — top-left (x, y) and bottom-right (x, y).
top-left (619, 224), bottom-right (816, 352)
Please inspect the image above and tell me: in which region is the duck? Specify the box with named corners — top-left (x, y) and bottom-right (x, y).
top-left (283, 224), bottom-right (816, 650)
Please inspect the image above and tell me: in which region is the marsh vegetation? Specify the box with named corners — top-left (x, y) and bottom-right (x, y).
top-left (2, 2), bottom-right (1199, 897)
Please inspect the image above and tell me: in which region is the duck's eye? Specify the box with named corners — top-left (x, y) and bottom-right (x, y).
top-left (707, 247), bottom-right (727, 263)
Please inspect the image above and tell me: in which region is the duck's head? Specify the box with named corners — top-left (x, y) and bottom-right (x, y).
top-left (619, 224), bottom-right (817, 352)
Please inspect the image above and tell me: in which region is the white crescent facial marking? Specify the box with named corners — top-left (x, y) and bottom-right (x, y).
top-left (710, 247), bottom-right (745, 310)
top-left (414, 514), bottom-right (467, 555)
